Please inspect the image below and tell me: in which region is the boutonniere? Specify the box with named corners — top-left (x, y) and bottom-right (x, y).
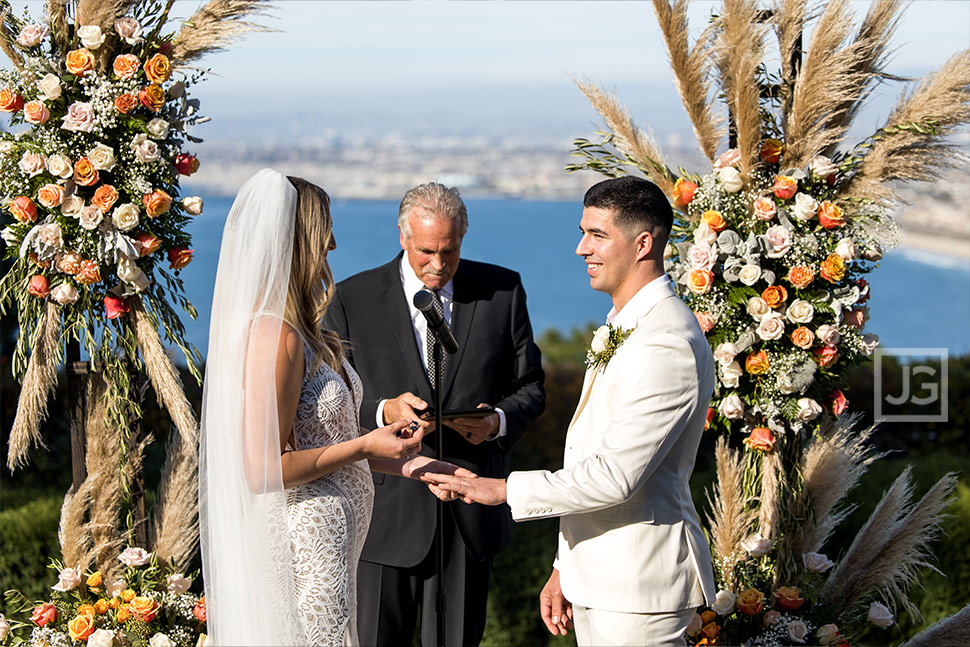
top-left (585, 324), bottom-right (634, 371)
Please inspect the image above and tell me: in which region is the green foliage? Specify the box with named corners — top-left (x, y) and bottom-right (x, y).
top-left (536, 324), bottom-right (598, 370)
top-left (0, 494), bottom-right (62, 616)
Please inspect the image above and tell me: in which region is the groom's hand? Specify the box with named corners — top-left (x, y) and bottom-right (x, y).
top-left (540, 568), bottom-right (573, 636)
top-left (420, 473), bottom-right (507, 506)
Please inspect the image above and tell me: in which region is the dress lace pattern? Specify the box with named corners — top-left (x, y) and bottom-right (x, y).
top-left (285, 347), bottom-right (373, 646)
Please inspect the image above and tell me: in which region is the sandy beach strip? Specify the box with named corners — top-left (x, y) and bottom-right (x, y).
top-left (897, 227), bottom-right (970, 261)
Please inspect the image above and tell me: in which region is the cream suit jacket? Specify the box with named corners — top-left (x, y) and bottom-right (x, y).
top-left (506, 280), bottom-right (716, 613)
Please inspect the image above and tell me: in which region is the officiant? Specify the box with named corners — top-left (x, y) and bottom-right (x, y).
top-left (323, 181), bottom-right (546, 647)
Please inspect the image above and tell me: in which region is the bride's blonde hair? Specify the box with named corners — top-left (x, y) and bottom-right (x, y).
top-left (285, 176), bottom-right (344, 374)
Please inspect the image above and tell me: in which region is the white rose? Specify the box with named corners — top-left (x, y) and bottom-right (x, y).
top-left (816, 324), bottom-right (840, 347)
top-left (718, 394), bottom-right (745, 420)
top-left (835, 237), bottom-right (858, 260)
top-left (166, 573), bottom-right (192, 594)
top-left (146, 118), bottom-right (170, 139)
top-left (738, 264), bottom-right (762, 286)
top-left (36, 223), bottom-right (64, 250)
top-left (721, 361), bottom-right (743, 388)
top-left (802, 551), bottom-right (835, 573)
top-left (114, 17), bottom-right (144, 44)
top-left (685, 613), bottom-right (703, 637)
top-left (788, 619), bottom-right (809, 644)
top-left (130, 133), bottom-right (160, 163)
top-left (60, 195), bottom-right (84, 217)
top-left (817, 624), bottom-right (840, 645)
top-left (791, 192), bottom-right (819, 221)
top-left (860, 333), bottom-right (880, 356)
top-left (693, 222), bottom-right (717, 245)
top-left (61, 101), bottom-right (95, 133)
top-left (16, 23), bottom-right (47, 47)
top-left (718, 166), bottom-right (744, 193)
top-left (0, 141), bottom-right (16, 155)
top-left (51, 565), bottom-right (83, 592)
top-left (687, 242), bottom-right (718, 271)
top-left (78, 25), bottom-right (106, 50)
top-left (765, 224), bottom-right (792, 258)
top-left (37, 73), bottom-right (62, 101)
top-left (88, 628), bottom-right (115, 647)
top-left (0, 613), bottom-right (9, 641)
top-left (786, 299), bottom-right (815, 324)
top-left (868, 601), bottom-right (894, 627)
top-left (714, 342), bottom-right (737, 366)
top-left (182, 196), bottom-right (204, 215)
top-left (149, 633), bottom-right (175, 647)
top-left (18, 151), bottom-right (47, 177)
top-left (711, 589), bottom-right (737, 615)
top-left (118, 257), bottom-right (151, 292)
top-left (112, 203), bottom-right (140, 232)
top-left (86, 144), bottom-right (116, 172)
top-left (1, 226), bottom-right (18, 246)
top-left (757, 311), bottom-right (786, 340)
top-left (590, 325), bottom-right (610, 354)
top-left (106, 579), bottom-right (126, 598)
top-left (51, 283), bottom-right (79, 305)
top-left (747, 296), bottom-right (770, 321)
top-left (810, 155), bottom-right (839, 179)
top-left (79, 205), bottom-right (103, 230)
top-left (741, 534), bottom-right (770, 557)
top-left (863, 243), bottom-right (883, 261)
top-left (46, 153), bottom-right (74, 179)
top-left (118, 546), bottom-right (152, 567)
top-left (796, 398), bottom-right (822, 422)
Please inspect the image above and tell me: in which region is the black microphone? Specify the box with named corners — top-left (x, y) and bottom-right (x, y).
top-left (413, 289), bottom-right (459, 355)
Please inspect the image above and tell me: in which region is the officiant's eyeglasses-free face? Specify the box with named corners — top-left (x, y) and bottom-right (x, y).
top-left (400, 211), bottom-right (462, 290)
top-left (576, 206), bottom-right (641, 298)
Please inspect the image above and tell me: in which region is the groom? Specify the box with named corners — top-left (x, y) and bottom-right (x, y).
top-left (426, 176), bottom-right (716, 646)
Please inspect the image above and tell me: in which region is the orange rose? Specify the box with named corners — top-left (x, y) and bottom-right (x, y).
top-left (737, 587), bottom-right (765, 615)
top-left (760, 138), bottom-right (785, 164)
top-left (819, 253), bottom-right (846, 283)
top-left (66, 48), bottom-right (96, 76)
top-left (28, 275), bottom-right (50, 298)
top-left (77, 604), bottom-right (96, 617)
top-left (744, 426), bottom-right (775, 452)
top-left (68, 613), bottom-right (96, 641)
top-left (672, 177), bottom-right (698, 207)
top-left (23, 100), bottom-right (50, 124)
top-left (137, 233), bottom-right (162, 256)
top-left (701, 209), bottom-right (726, 232)
top-left (113, 54), bottom-right (140, 79)
top-left (761, 285), bottom-right (788, 309)
top-left (74, 157), bottom-right (99, 187)
top-left (787, 265), bottom-right (815, 289)
top-left (773, 586), bottom-right (805, 610)
top-left (10, 195), bottom-right (38, 223)
top-left (813, 346), bottom-right (840, 369)
top-left (121, 589), bottom-right (136, 603)
top-left (115, 93), bottom-right (137, 114)
top-left (0, 87), bottom-right (24, 112)
top-left (193, 596), bottom-right (207, 622)
top-left (701, 622), bottom-right (720, 640)
top-left (817, 201), bottom-right (846, 229)
top-left (704, 406), bottom-right (714, 430)
top-left (128, 596), bottom-right (160, 622)
top-left (92, 184), bottom-right (119, 212)
top-left (143, 189), bottom-right (172, 218)
top-left (76, 259), bottom-right (101, 285)
top-left (701, 610), bottom-right (717, 624)
top-left (687, 269), bottom-right (715, 295)
top-left (790, 326), bottom-right (814, 349)
top-left (87, 571), bottom-right (103, 588)
top-left (694, 311), bottom-right (716, 333)
top-left (144, 53), bottom-right (172, 83)
top-left (108, 598), bottom-right (120, 610)
top-left (94, 599), bottom-right (109, 615)
top-left (37, 183), bottom-right (65, 208)
top-left (772, 175), bottom-right (797, 200)
top-left (168, 246), bottom-right (194, 270)
top-left (745, 350), bottom-right (770, 375)
top-left (31, 602), bottom-right (58, 627)
top-left (58, 252), bottom-right (82, 275)
top-left (117, 604), bottom-right (130, 622)
top-left (139, 84), bottom-right (166, 111)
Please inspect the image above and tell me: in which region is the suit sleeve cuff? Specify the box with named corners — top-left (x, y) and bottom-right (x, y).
top-left (375, 399), bottom-right (387, 428)
top-left (486, 407), bottom-right (508, 441)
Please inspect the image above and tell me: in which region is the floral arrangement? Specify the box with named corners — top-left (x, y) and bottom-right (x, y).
top-left (585, 323), bottom-right (633, 371)
top-left (2, 548), bottom-right (206, 647)
top-left (570, 1), bottom-right (969, 645)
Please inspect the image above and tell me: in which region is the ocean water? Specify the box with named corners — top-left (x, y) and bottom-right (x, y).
top-left (178, 196), bottom-right (970, 359)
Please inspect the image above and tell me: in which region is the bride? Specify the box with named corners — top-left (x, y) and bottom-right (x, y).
top-left (199, 169), bottom-right (470, 646)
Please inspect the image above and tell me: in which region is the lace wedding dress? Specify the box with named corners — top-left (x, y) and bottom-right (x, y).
top-left (285, 346), bottom-right (374, 646)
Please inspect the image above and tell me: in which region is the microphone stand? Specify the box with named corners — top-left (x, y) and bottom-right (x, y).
top-left (429, 335), bottom-right (447, 647)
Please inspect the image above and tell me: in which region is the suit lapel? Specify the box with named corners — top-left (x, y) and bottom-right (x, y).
top-left (382, 261), bottom-right (431, 401)
top-left (568, 367), bottom-right (599, 430)
top-left (439, 267), bottom-right (475, 403)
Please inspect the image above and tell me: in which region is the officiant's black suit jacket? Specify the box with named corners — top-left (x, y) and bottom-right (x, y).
top-left (323, 252), bottom-right (545, 566)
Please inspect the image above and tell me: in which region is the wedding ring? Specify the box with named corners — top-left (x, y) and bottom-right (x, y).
top-left (466, 432), bottom-right (472, 439)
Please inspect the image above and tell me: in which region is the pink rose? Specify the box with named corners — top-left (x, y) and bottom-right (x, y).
top-left (687, 242), bottom-right (718, 271)
top-left (23, 100), bottom-right (50, 125)
top-left (816, 324), bottom-right (840, 347)
top-left (61, 101), bottom-right (95, 133)
top-left (753, 196), bottom-right (776, 220)
top-left (810, 155), bottom-right (839, 181)
top-left (114, 17), bottom-right (144, 44)
top-left (714, 148), bottom-right (742, 168)
top-left (16, 23), bottom-right (47, 47)
top-left (764, 225), bottom-right (792, 258)
top-left (18, 152), bottom-right (47, 177)
top-left (694, 311), bottom-right (716, 333)
top-left (51, 283), bottom-right (79, 305)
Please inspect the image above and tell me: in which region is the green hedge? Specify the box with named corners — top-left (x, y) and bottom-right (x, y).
top-left (0, 493), bottom-right (62, 615)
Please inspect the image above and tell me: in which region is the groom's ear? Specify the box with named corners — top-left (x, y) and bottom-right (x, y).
top-left (635, 230), bottom-right (653, 261)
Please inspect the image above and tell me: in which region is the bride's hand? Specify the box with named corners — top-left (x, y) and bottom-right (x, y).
top-left (361, 420), bottom-right (423, 460)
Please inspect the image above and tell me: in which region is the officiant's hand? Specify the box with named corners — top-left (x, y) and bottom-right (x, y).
top-left (383, 392), bottom-right (435, 432)
top-left (402, 457), bottom-right (479, 501)
top-left (448, 403), bottom-right (498, 445)
top-left (540, 568), bottom-right (573, 636)
top-left (419, 473), bottom-right (507, 506)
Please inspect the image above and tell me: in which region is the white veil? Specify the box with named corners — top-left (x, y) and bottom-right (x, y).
top-left (199, 169), bottom-right (306, 646)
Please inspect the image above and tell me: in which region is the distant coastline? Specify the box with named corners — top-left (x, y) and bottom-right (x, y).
top-left (897, 227), bottom-right (970, 261)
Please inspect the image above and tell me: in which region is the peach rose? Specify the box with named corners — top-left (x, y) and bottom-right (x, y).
top-left (23, 100), bottom-right (50, 125)
top-left (76, 259), bottom-right (101, 284)
top-left (737, 587), bottom-right (765, 615)
top-left (115, 93), bottom-right (138, 114)
top-left (772, 175), bottom-right (797, 200)
top-left (672, 177), bottom-right (698, 207)
top-left (139, 84), bottom-right (166, 112)
top-left (92, 184), bottom-right (119, 212)
top-left (143, 189), bottom-right (172, 217)
top-left (687, 269), bottom-right (715, 295)
top-left (701, 209), bottom-right (726, 233)
top-left (791, 326), bottom-right (814, 349)
top-left (819, 253), bottom-right (846, 283)
top-left (193, 596), bottom-right (206, 623)
top-left (813, 346), bottom-right (840, 369)
top-left (753, 196), bottom-right (776, 221)
top-left (128, 596), bottom-right (160, 622)
top-left (818, 201), bottom-right (846, 229)
top-left (714, 148), bottom-right (741, 168)
top-left (744, 426), bottom-right (775, 452)
top-left (764, 610), bottom-right (782, 627)
top-left (137, 233), bottom-right (162, 256)
top-left (10, 196), bottom-right (38, 223)
top-left (66, 48), bottom-right (96, 76)
top-left (817, 624), bottom-right (841, 645)
top-left (113, 54), bottom-right (141, 79)
top-left (761, 285), bottom-right (787, 309)
top-left (144, 53), bottom-right (172, 83)
top-left (827, 389), bottom-right (849, 415)
top-left (28, 275), bottom-right (50, 298)
top-left (58, 251), bottom-right (82, 274)
top-left (787, 265), bottom-right (815, 289)
top-left (168, 246), bottom-right (193, 270)
top-left (0, 88), bottom-right (25, 112)
top-left (759, 138), bottom-right (784, 164)
top-left (694, 311), bottom-right (716, 333)
top-left (745, 350), bottom-right (770, 375)
top-left (31, 602), bottom-right (58, 627)
top-left (74, 157), bottom-right (99, 186)
top-left (37, 183), bottom-right (65, 208)
top-left (701, 621), bottom-right (720, 641)
top-left (773, 586), bottom-right (805, 610)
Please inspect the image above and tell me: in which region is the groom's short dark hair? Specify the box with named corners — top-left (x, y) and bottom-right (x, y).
top-left (584, 176), bottom-right (673, 239)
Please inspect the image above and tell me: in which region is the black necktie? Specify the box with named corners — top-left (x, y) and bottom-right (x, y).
top-left (425, 289), bottom-right (445, 389)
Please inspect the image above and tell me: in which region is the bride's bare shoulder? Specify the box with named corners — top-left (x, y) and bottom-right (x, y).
top-left (247, 315), bottom-right (303, 366)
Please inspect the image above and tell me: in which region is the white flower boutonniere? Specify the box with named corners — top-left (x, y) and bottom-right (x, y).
top-left (585, 324), bottom-right (634, 371)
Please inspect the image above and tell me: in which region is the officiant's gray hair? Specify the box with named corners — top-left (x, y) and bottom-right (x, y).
top-left (398, 182), bottom-right (469, 239)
